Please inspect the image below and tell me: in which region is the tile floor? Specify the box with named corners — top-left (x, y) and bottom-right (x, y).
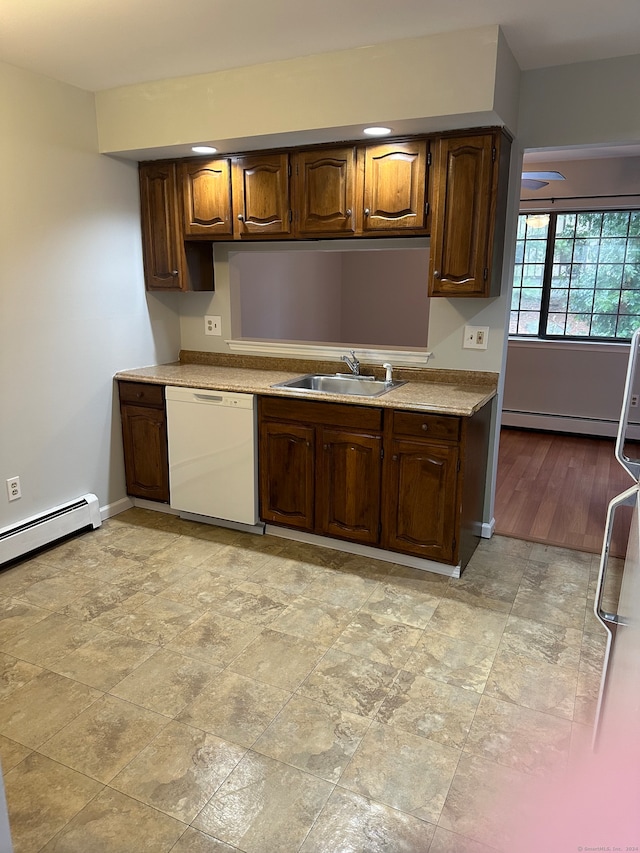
top-left (0, 509), bottom-right (613, 852)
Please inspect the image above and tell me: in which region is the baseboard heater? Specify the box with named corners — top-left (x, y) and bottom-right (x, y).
top-left (0, 494), bottom-right (101, 566)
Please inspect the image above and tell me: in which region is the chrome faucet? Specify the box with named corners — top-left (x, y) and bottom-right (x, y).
top-left (383, 362), bottom-right (393, 384)
top-left (341, 350), bottom-right (360, 375)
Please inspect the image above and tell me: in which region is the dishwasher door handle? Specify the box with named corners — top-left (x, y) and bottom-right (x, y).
top-left (193, 394), bottom-right (225, 403)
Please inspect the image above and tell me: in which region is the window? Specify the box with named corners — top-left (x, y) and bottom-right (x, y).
top-left (510, 210), bottom-right (640, 340)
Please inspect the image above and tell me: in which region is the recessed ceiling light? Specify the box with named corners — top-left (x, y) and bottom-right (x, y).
top-left (191, 145), bottom-right (217, 154)
top-left (363, 126), bottom-right (392, 137)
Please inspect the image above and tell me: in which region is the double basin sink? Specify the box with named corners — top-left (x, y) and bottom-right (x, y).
top-left (272, 373), bottom-right (405, 398)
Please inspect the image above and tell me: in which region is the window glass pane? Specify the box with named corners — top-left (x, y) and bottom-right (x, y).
top-left (593, 290), bottom-right (620, 313)
top-left (596, 264), bottom-right (623, 288)
top-left (524, 241), bottom-right (547, 263)
top-left (617, 315), bottom-right (640, 338)
top-left (568, 289), bottom-right (594, 313)
top-left (602, 211), bottom-right (630, 237)
top-left (518, 312), bottom-right (540, 334)
top-left (553, 239), bottom-right (573, 263)
top-left (555, 213), bottom-right (576, 237)
top-left (514, 241), bottom-right (525, 264)
top-left (599, 238), bottom-right (626, 263)
top-left (619, 291), bottom-right (640, 314)
top-left (549, 289), bottom-right (568, 312)
top-left (513, 263), bottom-right (523, 286)
top-left (511, 289), bottom-right (521, 311)
top-left (591, 315), bottom-right (617, 337)
top-left (576, 213), bottom-right (602, 237)
top-left (546, 313), bottom-right (567, 334)
top-left (566, 314), bottom-right (592, 335)
top-left (623, 265), bottom-right (640, 289)
top-left (572, 238), bottom-right (600, 263)
top-left (629, 212), bottom-right (640, 237)
top-left (575, 264), bottom-right (597, 288)
top-left (551, 263), bottom-right (570, 287)
top-left (516, 216), bottom-right (527, 239)
top-left (625, 238), bottom-right (640, 264)
top-left (522, 263), bottom-right (545, 287)
top-left (521, 288), bottom-right (543, 311)
top-left (509, 312), bottom-right (519, 334)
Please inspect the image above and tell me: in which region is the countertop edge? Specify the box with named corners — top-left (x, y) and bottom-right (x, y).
top-left (115, 363), bottom-right (497, 418)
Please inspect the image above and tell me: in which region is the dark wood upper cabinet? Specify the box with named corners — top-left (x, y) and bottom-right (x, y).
top-left (360, 140), bottom-right (429, 234)
top-left (428, 131), bottom-right (510, 297)
top-left (181, 158), bottom-right (233, 238)
top-left (232, 153), bottom-right (292, 238)
top-left (294, 147), bottom-right (357, 237)
top-left (139, 162), bottom-right (214, 292)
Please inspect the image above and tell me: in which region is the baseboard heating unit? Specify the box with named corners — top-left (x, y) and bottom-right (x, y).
top-left (0, 494), bottom-right (101, 566)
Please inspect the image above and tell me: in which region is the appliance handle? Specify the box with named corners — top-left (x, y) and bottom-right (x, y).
top-left (615, 326), bottom-right (640, 479)
top-left (594, 484), bottom-right (636, 627)
top-left (193, 394), bottom-right (225, 403)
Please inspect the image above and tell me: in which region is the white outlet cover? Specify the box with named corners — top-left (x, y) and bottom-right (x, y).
top-left (205, 315), bottom-right (222, 336)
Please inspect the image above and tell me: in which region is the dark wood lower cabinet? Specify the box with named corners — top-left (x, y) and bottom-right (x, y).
top-left (258, 395), bottom-right (491, 570)
top-left (118, 381), bottom-right (169, 502)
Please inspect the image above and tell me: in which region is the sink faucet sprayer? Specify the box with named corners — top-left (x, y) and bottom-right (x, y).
top-left (342, 350), bottom-right (360, 375)
top-left (383, 362), bottom-right (393, 384)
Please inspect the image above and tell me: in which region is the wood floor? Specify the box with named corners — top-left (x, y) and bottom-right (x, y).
top-left (494, 428), bottom-right (634, 558)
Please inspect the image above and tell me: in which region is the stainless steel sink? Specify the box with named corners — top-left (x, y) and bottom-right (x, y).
top-left (272, 373), bottom-right (405, 398)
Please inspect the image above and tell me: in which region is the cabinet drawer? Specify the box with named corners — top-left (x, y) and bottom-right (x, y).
top-left (119, 381), bottom-right (165, 407)
top-left (260, 396), bottom-right (382, 431)
top-left (392, 410), bottom-right (460, 442)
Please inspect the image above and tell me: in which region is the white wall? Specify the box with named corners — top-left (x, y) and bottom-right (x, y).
top-left (0, 62), bottom-right (180, 528)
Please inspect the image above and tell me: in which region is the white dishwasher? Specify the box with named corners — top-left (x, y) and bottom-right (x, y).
top-left (165, 386), bottom-right (260, 527)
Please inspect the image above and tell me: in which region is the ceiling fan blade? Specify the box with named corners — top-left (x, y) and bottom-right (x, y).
top-left (521, 170), bottom-right (566, 181)
top-left (521, 179), bottom-right (550, 190)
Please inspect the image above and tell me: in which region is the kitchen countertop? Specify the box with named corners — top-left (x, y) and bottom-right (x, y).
top-left (115, 355), bottom-right (497, 417)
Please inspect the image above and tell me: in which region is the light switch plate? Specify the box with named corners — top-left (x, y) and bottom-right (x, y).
top-left (205, 315), bottom-right (222, 336)
top-left (463, 325), bottom-right (489, 350)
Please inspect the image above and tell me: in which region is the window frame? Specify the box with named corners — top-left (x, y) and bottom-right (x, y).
top-left (510, 208), bottom-right (640, 343)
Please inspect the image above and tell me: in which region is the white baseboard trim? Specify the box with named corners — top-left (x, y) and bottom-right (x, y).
top-left (501, 411), bottom-right (618, 438)
top-left (265, 525), bottom-right (461, 578)
top-left (100, 497), bottom-right (133, 520)
top-left (481, 518), bottom-right (495, 539)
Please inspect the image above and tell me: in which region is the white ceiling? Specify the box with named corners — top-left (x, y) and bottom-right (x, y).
top-left (1, 0), bottom-right (640, 92)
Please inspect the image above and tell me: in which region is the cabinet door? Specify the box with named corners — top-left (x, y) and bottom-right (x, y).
top-left (120, 403), bottom-right (169, 502)
top-left (318, 428), bottom-right (382, 545)
top-left (294, 148), bottom-right (357, 237)
top-left (383, 438), bottom-right (459, 563)
top-left (360, 140), bottom-right (428, 233)
top-left (139, 162), bottom-right (186, 290)
top-left (181, 158), bottom-right (233, 237)
top-left (259, 421), bottom-right (314, 530)
top-left (233, 154), bottom-right (292, 238)
top-left (429, 133), bottom-right (497, 297)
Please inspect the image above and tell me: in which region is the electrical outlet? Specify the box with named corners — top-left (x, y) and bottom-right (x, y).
top-left (463, 325), bottom-right (489, 350)
top-left (631, 394), bottom-right (639, 407)
top-left (205, 315), bottom-right (222, 336)
top-left (6, 476), bottom-right (21, 502)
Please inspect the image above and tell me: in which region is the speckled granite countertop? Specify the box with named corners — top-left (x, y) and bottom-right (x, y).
top-left (115, 352), bottom-right (498, 417)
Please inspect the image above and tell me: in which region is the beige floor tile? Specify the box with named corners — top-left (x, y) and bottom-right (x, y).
top-left (438, 753), bottom-right (539, 852)
top-left (300, 565), bottom-right (379, 609)
top-left (0, 734), bottom-right (31, 772)
top-left (445, 561), bottom-right (522, 614)
top-left (299, 788), bottom-right (435, 852)
top-left (104, 556), bottom-right (194, 595)
top-left (475, 535), bottom-right (534, 560)
top-left (111, 720), bottom-right (245, 822)
top-left (39, 693), bottom-right (167, 783)
top-left (0, 598), bottom-right (50, 645)
top-left (385, 565), bottom-right (451, 597)
top-left (253, 694), bottom-right (369, 782)
top-left (0, 612), bottom-right (101, 668)
top-left (376, 671), bottom-right (480, 748)
top-left (270, 596), bottom-right (354, 645)
top-left (360, 583), bottom-right (440, 628)
top-left (510, 584), bottom-right (587, 630)
top-left (498, 614), bottom-right (583, 669)
top-left (38, 787), bottom-right (185, 853)
top-left (248, 554), bottom-right (315, 594)
top-left (60, 580), bottom-right (149, 624)
top-left (404, 628), bottom-right (497, 693)
top-left (157, 567), bottom-right (235, 608)
top-left (485, 649), bottom-right (578, 719)
top-left (153, 537), bottom-right (225, 568)
top-left (14, 570), bottom-right (101, 612)
top-left (167, 611), bottom-right (262, 667)
top-left (169, 827), bottom-right (239, 853)
top-left (211, 581), bottom-right (293, 625)
top-left (0, 670), bottom-right (100, 749)
top-left (108, 596), bottom-right (205, 645)
top-left (339, 721), bottom-right (460, 824)
top-left (193, 751), bottom-right (333, 853)
top-left (198, 543), bottom-right (273, 579)
top-left (0, 559), bottom-right (61, 598)
top-left (428, 826), bottom-right (500, 853)
top-left (333, 612), bottom-right (422, 669)
top-left (110, 648), bottom-right (221, 716)
top-left (428, 599), bottom-right (508, 650)
top-left (4, 752), bottom-right (103, 853)
top-left (0, 652), bottom-right (42, 700)
top-left (464, 694), bottom-right (572, 775)
top-left (51, 629), bottom-right (157, 690)
top-left (299, 649), bottom-right (398, 717)
top-left (229, 628), bottom-right (327, 691)
top-left (178, 670), bottom-right (290, 747)
top-left (528, 542), bottom-right (594, 576)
